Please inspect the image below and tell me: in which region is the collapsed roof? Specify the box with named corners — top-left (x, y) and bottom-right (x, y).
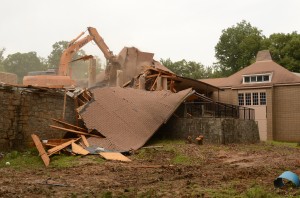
top-left (107, 47), bottom-right (219, 94)
top-left (79, 87), bottom-right (194, 151)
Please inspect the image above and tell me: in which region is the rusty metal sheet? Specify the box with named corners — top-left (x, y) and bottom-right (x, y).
top-left (79, 87), bottom-right (193, 151)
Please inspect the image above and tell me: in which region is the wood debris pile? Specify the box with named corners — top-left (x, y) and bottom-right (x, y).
top-left (124, 66), bottom-right (178, 92)
top-left (31, 89), bottom-right (131, 167)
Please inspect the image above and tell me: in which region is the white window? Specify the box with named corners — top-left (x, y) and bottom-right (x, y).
top-left (260, 92), bottom-right (266, 105)
top-left (238, 92), bottom-right (267, 106)
top-left (238, 93), bottom-right (244, 106)
top-left (245, 93), bottom-right (251, 105)
top-left (252, 93), bottom-right (258, 105)
top-left (242, 73), bottom-right (272, 84)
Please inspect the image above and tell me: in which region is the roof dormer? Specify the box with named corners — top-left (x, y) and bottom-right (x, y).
top-left (242, 73), bottom-right (273, 84)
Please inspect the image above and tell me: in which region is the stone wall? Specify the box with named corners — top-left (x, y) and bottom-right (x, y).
top-left (0, 86), bottom-right (76, 151)
top-left (157, 117), bottom-right (259, 144)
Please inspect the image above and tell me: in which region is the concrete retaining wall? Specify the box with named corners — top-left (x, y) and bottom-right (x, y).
top-left (0, 86), bottom-right (76, 150)
top-left (158, 117), bottom-right (260, 144)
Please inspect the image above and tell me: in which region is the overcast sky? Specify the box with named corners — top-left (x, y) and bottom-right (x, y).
top-left (0, 0), bottom-right (299, 66)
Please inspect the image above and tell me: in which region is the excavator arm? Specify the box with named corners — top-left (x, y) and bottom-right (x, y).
top-left (87, 27), bottom-right (114, 61)
top-left (23, 27), bottom-right (116, 87)
top-left (58, 34), bottom-right (94, 76)
top-left (87, 27), bottom-right (121, 83)
top-left (59, 27), bottom-right (116, 78)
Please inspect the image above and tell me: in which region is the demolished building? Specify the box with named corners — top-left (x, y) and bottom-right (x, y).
top-left (0, 40), bottom-right (259, 156)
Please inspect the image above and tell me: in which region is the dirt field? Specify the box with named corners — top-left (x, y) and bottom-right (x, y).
top-left (1, 140), bottom-right (300, 197)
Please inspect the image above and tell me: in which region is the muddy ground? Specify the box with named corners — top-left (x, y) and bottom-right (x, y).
top-left (1, 141), bottom-right (300, 197)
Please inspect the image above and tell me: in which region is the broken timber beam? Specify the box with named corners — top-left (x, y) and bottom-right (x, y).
top-left (31, 134), bottom-right (50, 167)
top-left (51, 118), bottom-right (87, 132)
top-left (47, 138), bottom-right (80, 156)
top-left (150, 72), bottom-right (161, 91)
top-left (49, 125), bottom-right (103, 138)
top-left (81, 135), bottom-right (90, 147)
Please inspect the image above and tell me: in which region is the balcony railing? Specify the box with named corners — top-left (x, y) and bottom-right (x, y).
top-left (183, 101), bottom-right (255, 120)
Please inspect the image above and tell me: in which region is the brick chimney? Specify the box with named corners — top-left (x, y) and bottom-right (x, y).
top-left (256, 50), bottom-right (272, 62)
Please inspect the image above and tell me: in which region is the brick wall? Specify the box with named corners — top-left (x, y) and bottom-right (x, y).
top-left (0, 86), bottom-right (77, 151)
top-left (273, 85), bottom-right (300, 142)
top-left (157, 117), bottom-right (259, 144)
top-left (266, 88), bottom-right (273, 140)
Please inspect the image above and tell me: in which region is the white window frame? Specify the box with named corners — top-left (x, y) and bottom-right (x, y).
top-left (242, 73), bottom-right (273, 84)
top-left (238, 92), bottom-right (267, 106)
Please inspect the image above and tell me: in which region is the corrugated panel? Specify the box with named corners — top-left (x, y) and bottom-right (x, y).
top-left (80, 87), bottom-right (193, 151)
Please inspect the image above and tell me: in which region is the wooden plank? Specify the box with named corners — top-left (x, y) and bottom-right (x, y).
top-left (43, 138), bottom-right (75, 147)
top-left (144, 66), bottom-right (173, 75)
top-left (77, 97), bottom-right (84, 106)
top-left (81, 135), bottom-right (89, 147)
top-left (146, 74), bottom-right (159, 78)
top-left (47, 138), bottom-right (79, 156)
top-left (122, 80), bottom-right (132, 88)
top-left (46, 138), bottom-right (75, 144)
top-left (80, 94), bottom-right (89, 102)
top-left (150, 76), bottom-right (159, 91)
top-left (51, 118), bottom-right (87, 132)
top-left (71, 143), bottom-right (89, 155)
top-left (85, 90), bottom-right (92, 99)
top-left (83, 90), bottom-right (92, 100)
top-left (31, 134), bottom-right (50, 167)
top-left (62, 90), bottom-right (67, 120)
top-left (49, 125), bottom-right (102, 138)
top-left (99, 152), bottom-right (131, 162)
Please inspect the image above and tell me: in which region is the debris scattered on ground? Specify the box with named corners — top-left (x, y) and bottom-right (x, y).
top-left (31, 131), bottom-right (130, 167)
top-left (99, 152), bottom-right (131, 162)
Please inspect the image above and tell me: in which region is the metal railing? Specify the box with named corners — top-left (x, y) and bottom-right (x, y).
top-left (183, 101), bottom-right (255, 120)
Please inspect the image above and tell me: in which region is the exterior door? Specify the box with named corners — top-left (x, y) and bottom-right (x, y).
top-left (238, 91), bottom-right (267, 141)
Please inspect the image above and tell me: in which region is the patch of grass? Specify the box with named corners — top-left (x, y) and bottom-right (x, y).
top-left (101, 191), bottom-right (113, 198)
top-left (92, 156), bottom-right (106, 164)
top-left (144, 139), bottom-right (185, 148)
top-left (0, 149), bottom-right (44, 170)
top-left (267, 141), bottom-right (298, 148)
top-left (136, 139), bottom-right (200, 165)
top-left (242, 186), bottom-right (279, 198)
top-left (196, 186), bottom-right (239, 198)
top-left (138, 189), bottom-right (158, 198)
top-left (50, 154), bottom-right (81, 168)
top-left (171, 153), bottom-right (192, 165)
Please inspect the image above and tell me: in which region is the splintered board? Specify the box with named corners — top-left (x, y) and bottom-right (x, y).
top-left (99, 152), bottom-right (131, 162)
top-left (71, 142), bottom-right (89, 155)
top-left (31, 134), bottom-right (50, 167)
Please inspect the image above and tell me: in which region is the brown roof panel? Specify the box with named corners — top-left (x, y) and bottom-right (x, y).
top-left (200, 50), bottom-right (300, 89)
top-left (200, 61), bottom-right (300, 88)
top-left (80, 87), bottom-right (193, 151)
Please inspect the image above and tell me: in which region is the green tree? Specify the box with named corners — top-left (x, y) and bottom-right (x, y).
top-left (0, 48), bottom-right (5, 71)
top-left (160, 58), bottom-right (209, 79)
top-left (205, 63), bottom-right (226, 78)
top-left (3, 52), bottom-right (46, 82)
top-left (215, 20), bottom-right (265, 76)
top-left (262, 32), bottom-right (300, 72)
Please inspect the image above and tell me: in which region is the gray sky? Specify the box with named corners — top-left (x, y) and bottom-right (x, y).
top-left (1, 0), bottom-right (299, 66)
